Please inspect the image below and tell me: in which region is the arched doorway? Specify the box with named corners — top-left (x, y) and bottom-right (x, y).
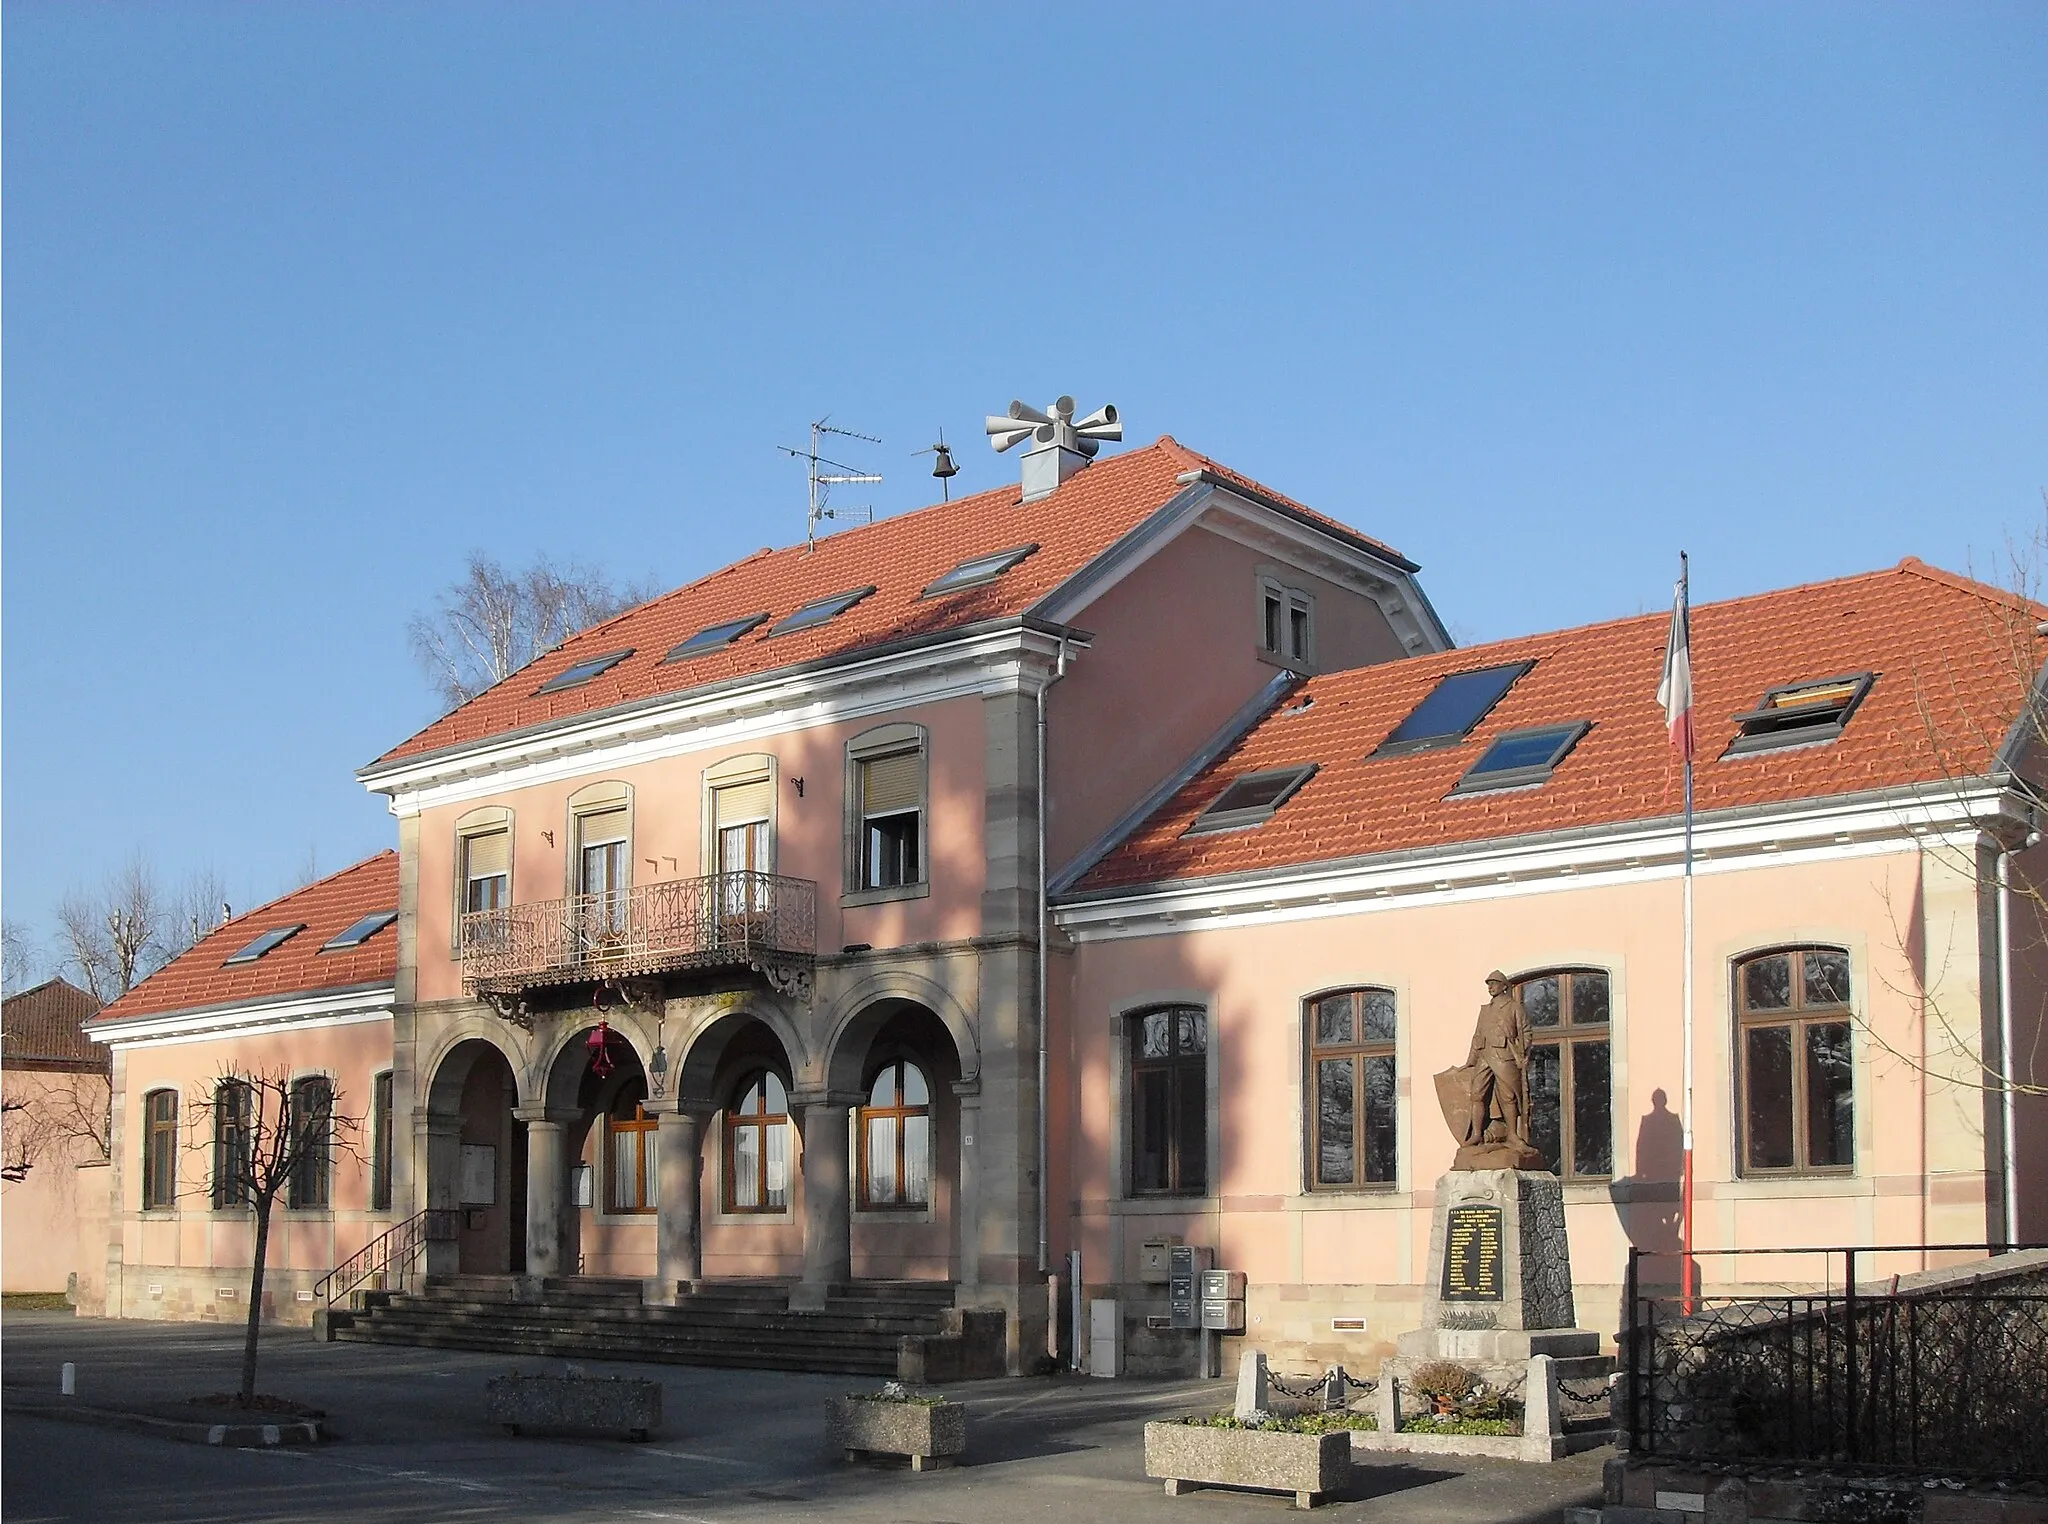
top-left (676, 1011), bottom-right (801, 1283)
top-left (828, 1000), bottom-right (964, 1284)
top-left (552, 1024), bottom-right (652, 1279)
top-left (424, 1038), bottom-right (525, 1275)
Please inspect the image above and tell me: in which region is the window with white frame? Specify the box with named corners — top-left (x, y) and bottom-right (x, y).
top-left (848, 727), bottom-right (926, 894)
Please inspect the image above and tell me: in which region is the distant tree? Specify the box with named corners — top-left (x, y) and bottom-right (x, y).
top-left (2, 1072), bottom-right (111, 1183)
top-left (407, 552), bottom-right (658, 710)
top-left (2, 920), bottom-right (44, 997)
top-left (189, 1068), bottom-right (360, 1402)
top-left (55, 859), bottom-right (229, 1002)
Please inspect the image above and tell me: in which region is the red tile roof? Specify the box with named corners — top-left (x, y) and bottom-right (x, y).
top-left (371, 439), bottom-right (1410, 767)
top-left (1075, 560), bottom-right (2043, 893)
top-left (90, 852), bottom-right (399, 1025)
top-left (2, 978), bottom-right (107, 1071)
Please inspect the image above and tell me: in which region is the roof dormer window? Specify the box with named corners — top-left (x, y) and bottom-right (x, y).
top-left (1183, 764), bottom-right (1317, 835)
top-left (769, 587), bottom-right (876, 637)
top-left (321, 911), bottom-right (398, 952)
top-left (1724, 673), bottom-right (1875, 757)
top-left (224, 925), bottom-right (305, 965)
top-left (1449, 722), bottom-right (1591, 795)
top-left (1372, 661), bottom-right (1534, 757)
top-left (664, 614), bottom-right (769, 662)
top-left (534, 648), bottom-right (634, 694)
top-left (923, 545), bottom-right (1039, 598)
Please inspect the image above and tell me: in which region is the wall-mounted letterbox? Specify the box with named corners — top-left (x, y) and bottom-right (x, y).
top-left (1199, 1269), bottom-right (1246, 1301)
top-left (1139, 1237), bottom-right (1182, 1284)
top-left (1167, 1244), bottom-right (1213, 1329)
top-left (1200, 1297), bottom-right (1246, 1332)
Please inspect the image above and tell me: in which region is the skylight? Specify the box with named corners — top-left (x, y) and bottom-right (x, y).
top-left (769, 586), bottom-right (876, 636)
top-left (1372, 661), bottom-right (1535, 757)
top-left (225, 925), bottom-right (306, 965)
top-left (922, 544), bottom-right (1039, 598)
top-left (664, 614), bottom-right (769, 662)
top-left (1449, 722), bottom-right (1591, 796)
top-left (1183, 764), bottom-right (1318, 835)
top-left (321, 911), bottom-right (398, 952)
top-left (534, 648), bottom-right (634, 694)
top-left (1725, 673), bottom-right (1876, 757)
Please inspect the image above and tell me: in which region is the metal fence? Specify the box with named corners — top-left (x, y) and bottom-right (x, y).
top-left (459, 871), bottom-right (817, 994)
top-left (1624, 1243), bottom-right (2048, 1481)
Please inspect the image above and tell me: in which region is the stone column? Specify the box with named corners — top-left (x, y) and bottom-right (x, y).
top-left (791, 1091), bottom-right (857, 1311)
top-left (420, 1112), bottom-right (463, 1277)
top-left (653, 1110), bottom-right (704, 1303)
top-left (952, 1079), bottom-right (983, 1294)
top-left (515, 1107), bottom-right (568, 1284)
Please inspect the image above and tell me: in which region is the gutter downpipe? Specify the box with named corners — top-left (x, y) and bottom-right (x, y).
top-left (1998, 848), bottom-right (2021, 1247)
top-left (1038, 634), bottom-right (1071, 1277)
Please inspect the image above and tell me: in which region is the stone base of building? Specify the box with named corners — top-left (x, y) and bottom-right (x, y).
top-left (105, 1263), bottom-right (324, 1328)
top-left (1580, 1458), bottom-right (2048, 1524)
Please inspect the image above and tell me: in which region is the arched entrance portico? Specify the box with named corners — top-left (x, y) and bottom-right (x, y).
top-left (422, 1037), bottom-right (525, 1276)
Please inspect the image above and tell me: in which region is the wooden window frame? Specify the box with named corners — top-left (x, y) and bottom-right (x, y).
top-left (1304, 987), bottom-right (1400, 1192)
top-left (723, 1070), bottom-right (791, 1214)
top-left (1734, 946), bottom-right (1856, 1177)
top-left (1514, 968), bottom-right (1614, 1180)
top-left (857, 1058), bottom-right (932, 1210)
top-left (369, 1071), bottom-right (394, 1213)
top-left (606, 1099), bottom-right (658, 1215)
top-left (212, 1079), bottom-right (253, 1209)
top-left (1128, 1005), bottom-right (1208, 1198)
top-left (142, 1088), bottom-right (179, 1211)
top-left (287, 1076), bottom-right (333, 1211)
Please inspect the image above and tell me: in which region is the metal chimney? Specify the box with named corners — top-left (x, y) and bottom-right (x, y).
top-left (985, 396), bottom-right (1121, 503)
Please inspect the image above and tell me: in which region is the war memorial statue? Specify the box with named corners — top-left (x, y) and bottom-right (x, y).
top-left (1434, 970), bottom-right (1547, 1172)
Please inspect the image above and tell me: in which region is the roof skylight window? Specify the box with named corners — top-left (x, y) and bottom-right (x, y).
top-left (225, 925), bottom-right (306, 965)
top-left (1725, 673), bottom-right (1876, 757)
top-left (321, 911), bottom-right (398, 953)
top-left (534, 648), bottom-right (634, 694)
top-left (922, 544), bottom-right (1039, 598)
top-left (769, 586), bottom-right (876, 636)
top-left (1449, 722), bottom-right (1591, 796)
top-left (664, 614), bottom-right (769, 662)
top-left (1183, 764), bottom-right (1318, 836)
top-left (1372, 661), bottom-right (1535, 757)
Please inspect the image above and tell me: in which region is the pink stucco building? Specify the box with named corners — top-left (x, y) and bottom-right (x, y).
top-left (75, 428), bottom-right (2048, 1377)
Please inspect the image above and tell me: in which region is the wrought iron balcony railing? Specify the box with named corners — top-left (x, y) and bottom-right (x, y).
top-left (459, 872), bottom-right (817, 998)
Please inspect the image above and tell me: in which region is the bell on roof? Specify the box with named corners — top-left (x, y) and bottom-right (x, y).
top-left (915, 433), bottom-right (960, 501)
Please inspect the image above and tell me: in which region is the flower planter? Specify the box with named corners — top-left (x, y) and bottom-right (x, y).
top-left (1144, 1422), bottom-right (1351, 1510)
top-left (830, 1395), bottom-right (967, 1472)
top-left (486, 1373), bottom-right (660, 1441)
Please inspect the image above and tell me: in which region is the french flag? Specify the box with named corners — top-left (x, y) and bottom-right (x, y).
top-left (1656, 575), bottom-right (1694, 762)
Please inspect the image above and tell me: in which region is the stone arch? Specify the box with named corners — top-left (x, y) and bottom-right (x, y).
top-left (423, 1029), bottom-right (524, 1116)
top-left (816, 968), bottom-right (978, 1094)
top-left (537, 1004), bottom-right (658, 1115)
top-left (671, 1002), bottom-right (805, 1112)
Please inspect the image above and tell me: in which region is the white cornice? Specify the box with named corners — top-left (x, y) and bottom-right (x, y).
top-left (1054, 783), bottom-right (2016, 943)
top-left (89, 985), bottom-right (396, 1049)
top-left (361, 624), bottom-right (1074, 815)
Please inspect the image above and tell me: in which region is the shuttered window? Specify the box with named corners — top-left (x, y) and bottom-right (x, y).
top-left (713, 778), bottom-right (772, 828)
top-left (860, 751), bottom-right (920, 815)
top-left (856, 746), bottom-right (923, 890)
top-left (462, 831), bottom-right (509, 916)
top-left (578, 808), bottom-right (628, 847)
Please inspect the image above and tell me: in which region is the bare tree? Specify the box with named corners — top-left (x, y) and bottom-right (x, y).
top-left (1, 1072), bottom-right (111, 1182)
top-left (2, 920), bottom-right (44, 997)
top-left (54, 859), bottom-right (230, 1002)
top-left (407, 551), bottom-right (659, 710)
top-left (189, 1069), bottom-right (360, 1401)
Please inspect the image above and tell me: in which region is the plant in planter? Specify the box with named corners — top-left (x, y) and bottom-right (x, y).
top-left (831, 1382), bottom-right (966, 1472)
top-left (1408, 1361), bottom-right (1478, 1418)
top-left (1146, 1411), bottom-right (1362, 1509)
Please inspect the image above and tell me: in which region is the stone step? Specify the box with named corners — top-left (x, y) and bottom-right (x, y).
top-left (366, 1303), bottom-right (946, 1339)
top-left (334, 1321), bottom-right (897, 1375)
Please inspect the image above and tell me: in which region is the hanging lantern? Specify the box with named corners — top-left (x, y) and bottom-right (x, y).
top-left (587, 1019), bottom-right (617, 1080)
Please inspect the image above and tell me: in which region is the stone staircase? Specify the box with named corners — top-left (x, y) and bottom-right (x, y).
top-left (329, 1275), bottom-right (997, 1378)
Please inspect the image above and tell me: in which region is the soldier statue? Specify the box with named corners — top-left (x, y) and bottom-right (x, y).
top-left (1434, 970), bottom-right (1546, 1171)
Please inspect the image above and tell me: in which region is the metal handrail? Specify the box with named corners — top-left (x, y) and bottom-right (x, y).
top-left (314, 1207), bottom-right (460, 1308)
top-left (458, 871), bottom-right (816, 994)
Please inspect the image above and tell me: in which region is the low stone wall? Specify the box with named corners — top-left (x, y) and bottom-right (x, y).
top-left (1584, 1458), bottom-right (2048, 1524)
top-left (899, 1309), bottom-right (1005, 1382)
top-left (108, 1264), bottom-right (322, 1328)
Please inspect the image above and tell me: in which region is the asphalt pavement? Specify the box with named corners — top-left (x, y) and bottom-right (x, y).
top-left (2, 1310), bottom-right (1605, 1523)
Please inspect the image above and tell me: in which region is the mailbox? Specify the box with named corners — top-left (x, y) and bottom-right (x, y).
top-left (1167, 1244), bottom-right (1213, 1330)
top-left (1199, 1269), bottom-right (1246, 1301)
top-left (1200, 1297), bottom-right (1246, 1332)
top-left (1139, 1237), bottom-right (1182, 1284)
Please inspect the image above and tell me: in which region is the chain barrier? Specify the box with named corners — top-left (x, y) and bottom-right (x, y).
top-left (1557, 1376), bottom-right (1617, 1405)
top-left (1263, 1369), bottom-right (1378, 1401)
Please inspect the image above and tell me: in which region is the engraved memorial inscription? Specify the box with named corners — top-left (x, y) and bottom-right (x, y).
top-left (1440, 1204), bottom-right (1504, 1302)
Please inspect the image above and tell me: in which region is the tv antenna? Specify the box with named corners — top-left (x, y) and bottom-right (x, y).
top-left (779, 418), bottom-right (882, 550)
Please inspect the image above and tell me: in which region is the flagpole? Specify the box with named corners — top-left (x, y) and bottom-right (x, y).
top-left (1679, 552), bottom-right (1696, 1315)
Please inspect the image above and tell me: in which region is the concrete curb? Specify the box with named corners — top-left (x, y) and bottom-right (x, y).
top-left (4, 1394), bottom-right (324, 1447)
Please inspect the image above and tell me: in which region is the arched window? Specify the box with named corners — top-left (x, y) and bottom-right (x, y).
top-left (1129, 1005), bottom-right (1207, 1196)
top-left (288, 1077), bottom-right (333, 1210)
top-left (1306, 988), bottom-right (1398, 1189)
top-left (725, 1071), bottom-right (790, 1212)
top-left (859, 1060), bottom-right (931, 1209)
top-left (1514, 969), bottom-right (1613, 1178)
top-left (142, 1089), bottom-right (178, 1210)
top-left (607, 1082), bottom-right (657, 1214)
top-left (212, 1080), bottom-right (252, 1209)
top-left (1735, 946), bottom-right (1854, 1174)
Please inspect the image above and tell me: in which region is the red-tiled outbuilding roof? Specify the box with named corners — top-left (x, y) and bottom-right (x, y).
top-left (90, 852), bottom-right (399, 1025)
top-left (1075, 560), bottom-right (2042, 893)
top-left (371, 439), bottom-right (1411, 767)
top-left (2, 978), bottom-right (107, 1072)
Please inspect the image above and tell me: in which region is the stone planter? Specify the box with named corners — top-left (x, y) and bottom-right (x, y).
top-left (830, 1396), bottom-right (967, 1471)
top-left (1144, 1422), bottom-right (1351, 1510)
top-left (486, 1373), bottom-right (661, 1441)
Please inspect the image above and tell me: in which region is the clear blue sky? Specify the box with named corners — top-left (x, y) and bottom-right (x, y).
top-left (5, 3), bottom-right (2044, 965)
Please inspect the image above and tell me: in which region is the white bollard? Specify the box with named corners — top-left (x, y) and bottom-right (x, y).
top-left (61, 1362), bottom-right (76, 1396)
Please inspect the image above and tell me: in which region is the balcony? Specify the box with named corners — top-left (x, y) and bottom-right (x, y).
top-left (459, 872), bottom-right (817, 1000)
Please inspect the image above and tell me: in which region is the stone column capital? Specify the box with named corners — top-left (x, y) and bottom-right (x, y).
top-left (510, 1105), bottom-right (578, 1127)
top-left (787, 1089), bottom-right (864, 1114)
